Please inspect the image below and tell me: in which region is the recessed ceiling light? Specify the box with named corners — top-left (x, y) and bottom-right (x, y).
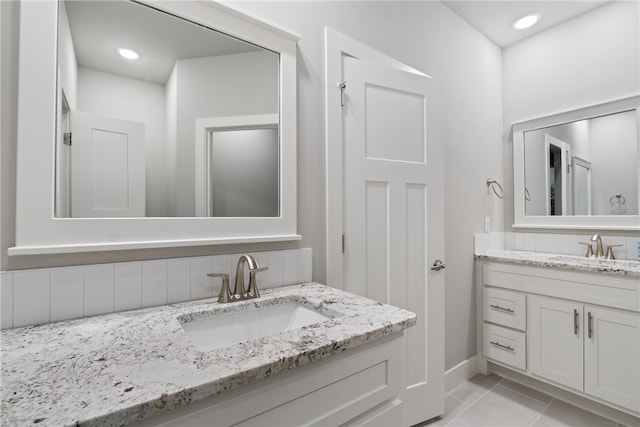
top-left (116, 48), bottom-right (140, 60)
top-left (512, 13), bottom-right (541, 30)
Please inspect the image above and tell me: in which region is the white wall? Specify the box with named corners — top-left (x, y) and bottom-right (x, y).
top-left (173, 51), bottom-right (279, 216)
top-left (503, 0), bottom-right (640, 229)
top-left (77, 68), bottom-right (168, 217)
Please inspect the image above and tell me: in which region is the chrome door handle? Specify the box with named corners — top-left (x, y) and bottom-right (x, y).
top-left (430, 259), bottom-right (446, 271)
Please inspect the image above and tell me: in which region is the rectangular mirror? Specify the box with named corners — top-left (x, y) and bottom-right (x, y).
top-left (56, 0), bottom-right (279, 218)
top-left (513, 95), bottom-right (640, 230)
top-left (11, 0), bottom-right (300, 255)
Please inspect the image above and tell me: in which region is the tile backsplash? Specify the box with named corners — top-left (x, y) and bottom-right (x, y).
top-left (475, 232), bottom-right (640, 261)
top-left (0, 248), bottom-right (312, 330)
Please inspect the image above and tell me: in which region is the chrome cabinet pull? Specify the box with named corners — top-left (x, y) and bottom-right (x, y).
top-left (588, 312), bottom-right (593, 339)
top-left (574, 309), bottom-right (579, 335)
top-left (489, 341), bottom-right (514, 352)
top-left (489, 304), bottom-right (514, 314)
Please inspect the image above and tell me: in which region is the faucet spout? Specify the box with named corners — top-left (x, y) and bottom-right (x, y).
top-left (590, 234), bottom-right (604, 258)
top-left (233, 255), bottom-right (259, 299)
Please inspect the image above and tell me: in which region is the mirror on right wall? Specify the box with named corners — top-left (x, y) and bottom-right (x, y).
top-left (513, 95), bottom-right (640, 230)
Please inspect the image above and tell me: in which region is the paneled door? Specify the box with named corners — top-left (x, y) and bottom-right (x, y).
top-left (70, 110), bottom-right (145, 218)
top-left (342, 57), bottom-right (444, 425)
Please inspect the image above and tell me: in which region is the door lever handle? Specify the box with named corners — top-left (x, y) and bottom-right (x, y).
top-left (431, 259), bottom-right (446, 271)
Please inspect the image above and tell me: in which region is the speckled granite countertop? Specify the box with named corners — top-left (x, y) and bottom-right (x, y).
top-left (475, 249), bottom-right (640, 277)
top-left (0, 283), bottom-right (416, 427)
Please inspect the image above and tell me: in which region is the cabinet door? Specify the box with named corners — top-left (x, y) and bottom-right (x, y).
top-left (584, 306), bottom-right (640, 413)
top-left (528, 295), bottom-right (583, 391)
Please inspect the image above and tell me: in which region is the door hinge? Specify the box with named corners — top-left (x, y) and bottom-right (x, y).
top-left (63, 132), bottom-right (72, 146)
top-left (339, 82), bottom-right (347, 107)
top-left (342, 234), bottom-right (345, 253)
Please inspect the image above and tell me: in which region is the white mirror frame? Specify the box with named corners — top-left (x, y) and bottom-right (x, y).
top-left (512, 94), bottom-right (640, 231)
top-left (11, 0), bottom-right (301, 255)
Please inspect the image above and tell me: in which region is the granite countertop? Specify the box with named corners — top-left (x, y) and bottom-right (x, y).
top-left (475, 249), bottom-right (640, 277)
top-left (0, 283), bottom-right (416, 427)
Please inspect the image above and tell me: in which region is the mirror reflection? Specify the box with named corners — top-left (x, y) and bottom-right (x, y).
top-left (523, 110), bottom-right (638, 216)
top-left (56, 0), bottom-right (280, 218)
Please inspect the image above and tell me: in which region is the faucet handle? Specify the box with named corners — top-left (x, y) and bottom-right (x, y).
top-left (246, 267), bottom-right (268, 299)
top-left (579, 242), bottom-right (594, 258)
top-left (605, 244), bottom-right (623, 260)
top-left (208, 273), bottom-right (231, 303)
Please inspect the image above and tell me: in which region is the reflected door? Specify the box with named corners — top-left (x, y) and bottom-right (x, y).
top-left (70, 110), bottom-right (146, 217)
top-left (342, 57), bottom-right (444, 425)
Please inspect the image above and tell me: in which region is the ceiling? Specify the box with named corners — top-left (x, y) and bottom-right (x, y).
top-left (64, 1), bottom-right (262, 84)
top-left (441, 1), bottom-right (611, 48)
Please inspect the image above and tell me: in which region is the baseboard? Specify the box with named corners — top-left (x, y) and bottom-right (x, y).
top-left (445, 354), bottom-right (479, 394)
top-left (489, 362), bottom-right (640, 427)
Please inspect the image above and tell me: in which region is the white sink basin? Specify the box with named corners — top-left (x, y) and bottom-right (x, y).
top-left (180, 303), bottom-right (332, 352)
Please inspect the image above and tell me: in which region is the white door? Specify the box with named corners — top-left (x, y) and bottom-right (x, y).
top-left (584, 306), bottom-right (640, 412)
top-left (528, 295), bottom-right (583, 391)
top-left (342, 57), bottom-right (444, 425)
top-left (70, 110), bottom-right (145, 217)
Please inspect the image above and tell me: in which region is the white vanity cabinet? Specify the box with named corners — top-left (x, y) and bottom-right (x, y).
top-left (479, 261), bottom-right (640, 416)
top-left (132, 333), bottom-right (405, 427)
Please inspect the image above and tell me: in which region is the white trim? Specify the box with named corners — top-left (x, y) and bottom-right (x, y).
top-left (445, 355), bottom-right (479, 394)
top-left (323, 27), bottom-right (430, 288)
top-left (195, 114), bottom-right (279, 217)
top-left (13, 1), bottom-right (299, 255)
top-left (512, 94), bottom-right (640, 231)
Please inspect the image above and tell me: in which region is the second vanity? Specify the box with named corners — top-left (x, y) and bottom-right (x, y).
top-left (475, 250), bottom-right (640, 421)
top-left (0, 283), bottom-right (416, 426)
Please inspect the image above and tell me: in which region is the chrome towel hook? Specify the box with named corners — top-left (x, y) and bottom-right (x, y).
top-left (486, 179), bottom-right (504, 199)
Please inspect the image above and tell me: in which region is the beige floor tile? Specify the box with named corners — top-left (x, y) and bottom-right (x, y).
top-left (454, 383), bottom-right (547, 427)
top-left (538, 399), bottom-right (617, 427)
top-left (420, 395), bottom-right (470, 426)
top-left (500, 378), bottom-right (554, 404)
top-left (449, 374), bottom-right (503, 405)
top-left (532, 419), bottom-right (554, 427)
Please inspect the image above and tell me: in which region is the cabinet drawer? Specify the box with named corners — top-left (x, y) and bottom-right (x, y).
top-left (484, 286), bottom-right (526, 331)
top-left (483, 323), bottom-right (526, 370)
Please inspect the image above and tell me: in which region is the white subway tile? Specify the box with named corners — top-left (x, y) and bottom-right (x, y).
top-left (523, 233), bottom-right (536, 252)
top-left (190, 257), bottom-right (214, 300)
top-left (545, 234), bottom-right (559, 255)
top-left (298, 248), bottom-right (313, 283)
top-left (167, 259), bottom-right (190, 303)
top-left (534, 233), bottom-right (547, 253)
top-left (283, 249), bottom-right (299, 285)
top-left (13, 269), bottom-right (51, 327)
top-left (504, 232), bottom-right (515, 250)
top-left (514, 233), bottom-right (525, 251)
top-left (266, 251), bottom-right (284, 288)
top-left (229, 253), bottom-right (242, 287)
top-left (50, 267), bottom-right (84, 322)
top-left (114, 263), bottom-right (142, 312)
top-left (626, 237), bottom-right (640, 261)
top-left (142, 261), bottom-right (168, 307)
top-left (1, 272), bottom-right (14, 329)
top-left (84, 265), bottom-right (114, 317)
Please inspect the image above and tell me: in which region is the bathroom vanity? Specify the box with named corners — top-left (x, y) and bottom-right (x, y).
top-left (0, 283), bottom-right (416, 426)
top-left (476, 251), bottom-right (640, 421)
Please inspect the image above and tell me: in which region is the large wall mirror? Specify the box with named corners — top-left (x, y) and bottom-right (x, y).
top-left (12, 0), bottom-right (300, 254)
top-left (513, 95), bottom-right (640, 230)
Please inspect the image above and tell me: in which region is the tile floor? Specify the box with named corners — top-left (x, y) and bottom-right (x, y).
top-left (420, 374), bottom-right (629, 427)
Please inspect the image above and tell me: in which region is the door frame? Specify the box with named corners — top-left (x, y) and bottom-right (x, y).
top-left (324, 27), bottom-right (430, 288)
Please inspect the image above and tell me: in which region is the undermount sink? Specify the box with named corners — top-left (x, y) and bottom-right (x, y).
top-left (180, 302), bottom-right (333, 352)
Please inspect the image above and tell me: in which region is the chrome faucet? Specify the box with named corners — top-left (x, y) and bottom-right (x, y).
top-left (208, 255), bottom-right (268, 303)
top-left (591, 234), bottom-right (604, 258)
